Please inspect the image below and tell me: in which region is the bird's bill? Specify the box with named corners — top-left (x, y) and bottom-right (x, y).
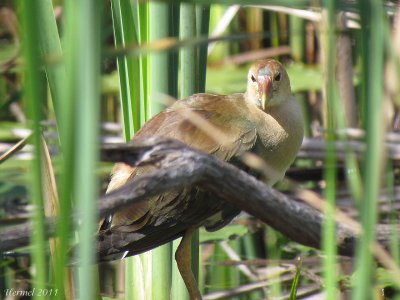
top-left (259, 75), bottom-right (272, 110)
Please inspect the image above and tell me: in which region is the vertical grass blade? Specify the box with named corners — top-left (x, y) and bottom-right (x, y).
top-left (289, 16), bottom-right (304, 62)
top-left (353, 0), bottom-right (385, 299)
top-left (111, 0), bottom-right (141, 140)
top-left (149, 3), bottom-right (176, 115)
top-left (64, 0), bottom-right (101, 299)
top-left (35, 0), bottom-right (66, 118)
top-left (52, 1), bottom-right (78, 296)
top-left (111, 0), bottom-right (133, 140)
top-left (208, 5), bottom-right (230, 63)
top-left (133, 0), bottom-right (150, 125)
top-left (180, 3), bottom-right (198, 97)
top-left (265, 228), bottom-right (282, 298)
top-left (387, 163), bottom-right (399, 264)
top-left (20, 1), bottom-right (48, 295)
top-left (270, 12), bottom-right (279, 49)
top-left (172, 4), bottom-right (200, 298)
top-left (110, 1), bottom-right (151, 298)
top-left (321, 3), bottom-right (338, 299)
top-left (289, 258), bottom-right (303, 300)
top-left (148, 3), bottom-right (178, 298)
top-left (196, 4), bottom-right (210, 93)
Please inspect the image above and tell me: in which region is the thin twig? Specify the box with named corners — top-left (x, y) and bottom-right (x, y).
top-left (0, 134), bottom-right (31, 164)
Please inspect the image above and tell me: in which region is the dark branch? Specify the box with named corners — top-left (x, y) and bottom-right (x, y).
top-left (0, 137), bottom-right (392, 255)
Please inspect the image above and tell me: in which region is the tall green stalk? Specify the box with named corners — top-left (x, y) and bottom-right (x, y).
top-left (149, 3), bottom-right (177, 115)
top-left (387, 163), bottom-right (399, 264)
top-left (196, 4), bottom-right (210, 93)
top-left (289, 16), bottom-right (304, 62)
top-left (180, 3), bottom-right (198, 96)
top-left (111, 0), bottom-right (141, 140)
top-left (64, 1), bottom-right (101, 299)
top-left (270, 12), bottom-right (280, 49)
top-left (353, 0), bottom-right (385, 298)
top-left (133, 0), bottom-right (150, 125)
top-left (148, 3), bottom-right (179, 299)
top-left (321, 2), bottom-right (338, 300)
top-left (110, 0), bottom-right (151, 298)
top-left (20, 1), bottom-right (47, 296)
top-left (36, 0), bottom-right (66, 117)
top-left (172, 6), bottom-right (198, 298)
top-left (32, 1), bottom-right (77, 298)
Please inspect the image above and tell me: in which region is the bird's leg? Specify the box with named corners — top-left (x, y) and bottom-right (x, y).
top-left (175, 226), bottom-right (202, 300)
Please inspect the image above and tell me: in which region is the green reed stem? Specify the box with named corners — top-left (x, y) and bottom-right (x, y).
top-left (20, 2), bottom-right (48, 296)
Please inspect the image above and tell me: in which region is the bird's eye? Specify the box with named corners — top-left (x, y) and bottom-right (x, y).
top-left (250, 74), bottom-right (256, 82)
top-left (274, 72), bottom-right (281, 81)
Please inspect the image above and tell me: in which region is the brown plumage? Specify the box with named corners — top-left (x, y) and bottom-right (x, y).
top-left (97, 59), bottom-right (304, 299)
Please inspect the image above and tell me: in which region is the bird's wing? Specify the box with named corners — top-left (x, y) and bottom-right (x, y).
top-left (98, 94), bottom-right (257, 257)
top-left (135, 93), bottom-right (258, 159)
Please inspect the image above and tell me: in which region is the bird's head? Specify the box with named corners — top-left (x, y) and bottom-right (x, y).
top-left (246, 59), bottom-right (291, 111)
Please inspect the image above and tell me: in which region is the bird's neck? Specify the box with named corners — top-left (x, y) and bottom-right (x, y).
top-left (244, 91), bottom-right (261, 108)
top-left (254, 97), bottom-right (304, 184)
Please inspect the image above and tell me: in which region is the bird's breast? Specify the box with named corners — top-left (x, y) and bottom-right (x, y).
top-left (254, 98), bottom-right (304, 184)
